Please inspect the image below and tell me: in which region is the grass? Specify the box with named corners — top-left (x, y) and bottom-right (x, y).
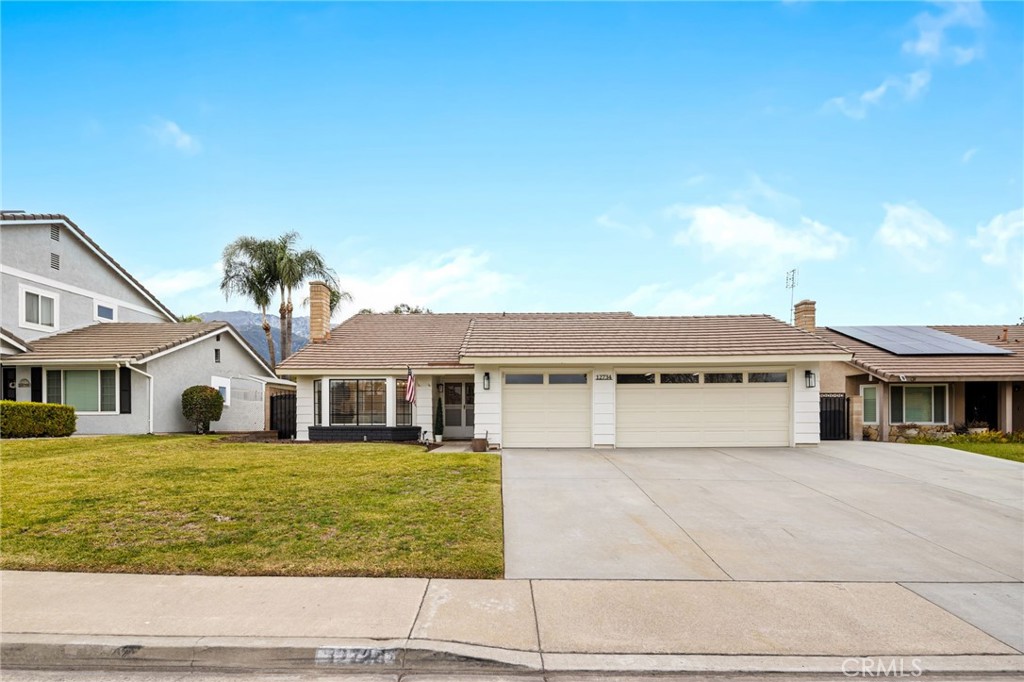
top-left (933, 441), bottom-right (1024, 463)
top-left (0, 435), bottom-right (503, 578)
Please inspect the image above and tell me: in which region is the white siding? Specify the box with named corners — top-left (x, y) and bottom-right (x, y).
top-left (592, 369), bottom-right (615, 446)
top-left (474, 366), bottom-right (500, 445)
top-left (296, 376), bottom-right (315, 441)
top-left (414, 376), bottom-right (435, 439)
top-left (793, 362), bottom-right (821, 445)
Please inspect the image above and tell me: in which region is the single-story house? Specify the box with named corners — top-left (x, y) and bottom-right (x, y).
top-left (275, 282), bottom-right (850, 448)
top-left (2, 321), bottom-right (290, 434)
top-left (797, 301), bottom-right (1024, 439)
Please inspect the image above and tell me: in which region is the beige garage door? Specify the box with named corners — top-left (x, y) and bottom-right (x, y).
top-left (502, 372), bottom-right (591, 448)
top-left (616, 371), bottom-right (790, 447)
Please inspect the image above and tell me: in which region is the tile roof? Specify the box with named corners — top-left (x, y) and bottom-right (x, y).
top-left (816, 325), bottom-right (1024, 381)
top-left (277, 312), bottom-right (846, 371)
top-left (3, 323), bottom-right (229, 364)
top-left (1, 212), bottom-right (177, 321)
top-left (462, 315), bottom-right (848, 358)
top-left (0, 327), bottom-right (32, 351)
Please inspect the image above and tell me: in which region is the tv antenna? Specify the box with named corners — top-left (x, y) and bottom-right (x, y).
top-left (785, 269), bottom-right (797, 323)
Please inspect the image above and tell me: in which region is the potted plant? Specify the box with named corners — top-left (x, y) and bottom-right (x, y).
top-left (434, 396), bottom-right (444, 443)
top-left (968, 420), bottom-right (989, 435)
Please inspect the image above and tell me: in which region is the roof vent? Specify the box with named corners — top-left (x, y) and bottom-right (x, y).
top-left (50, 225), bottom-right (60, 241)
top-left (50, 253), bottom-right (60, 270)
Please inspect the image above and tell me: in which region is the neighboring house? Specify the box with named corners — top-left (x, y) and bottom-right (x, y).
top-left (1, 212), bottom-right (287, 434)
top-left (276, 282), bottom-right (850, 447)
top-left (797, 301), bottom-right (1024, 439)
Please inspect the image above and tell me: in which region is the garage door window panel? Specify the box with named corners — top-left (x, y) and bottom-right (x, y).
top-left (549, 373), bottom-right (587, 384)
top-left (748, 372), bottom-right (787, 383)
top-left (661, 373), bottom-right (699, 384)
top-left (617, 373), bottom-right (655, 384)
top-left (705, 372), bottom-right (744, 384)
top-left (506, 374), bottom-right (543, 384)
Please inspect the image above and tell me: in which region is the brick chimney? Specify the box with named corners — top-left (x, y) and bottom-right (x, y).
top-left (309, 280), bottom-right (332, 343)
top-left (794, 299), bottom-right (816, 332)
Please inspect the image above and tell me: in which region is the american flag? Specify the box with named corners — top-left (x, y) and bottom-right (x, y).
top-left (405, 366), bottom-right (416, 404)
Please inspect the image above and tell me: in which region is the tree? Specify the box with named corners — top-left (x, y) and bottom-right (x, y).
top-left (181, 385), bottom-right (224, 434)
top-left (177, 314), bottom-right (203, 323)
top-left (434, 396), bottom-right (444, 440)
top-left (220, 237), bottom-right (278, 369)
top-left (271, 232), bottom-right (349, 360)
top-left (358, 303), bottom-right (432, 314)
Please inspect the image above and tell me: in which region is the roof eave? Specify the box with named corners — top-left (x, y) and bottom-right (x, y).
top-left (459, 352), bottom-right (853, 365)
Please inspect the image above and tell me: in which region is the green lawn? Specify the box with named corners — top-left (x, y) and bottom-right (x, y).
top-left (935, 441), bottom-right (1024, 463)
top-left (0, 436), bottom-right (503, 578)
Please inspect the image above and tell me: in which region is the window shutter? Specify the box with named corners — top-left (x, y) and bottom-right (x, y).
top-left (30, 367), bottom-right (43, 402)
top-left (119, 367), bottom-right (132, 414)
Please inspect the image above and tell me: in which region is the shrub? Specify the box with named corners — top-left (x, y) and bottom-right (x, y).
top-left (948, 430), bottom-right (1010, 444)
top-left (0, 400), bottom-right (76, 438)
top-left (181, 385), bottom-right (224, 434)
top-left (434, 396), bottom-right (444, 439)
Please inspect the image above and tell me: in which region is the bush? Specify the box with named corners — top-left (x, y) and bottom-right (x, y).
top-left (0, 401), bottom-right (76, 438)
top-left (181, 385), bottom-right (224, 434)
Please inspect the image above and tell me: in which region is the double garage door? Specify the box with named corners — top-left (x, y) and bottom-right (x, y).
top-left (502, 370), bottom-right (791, 448)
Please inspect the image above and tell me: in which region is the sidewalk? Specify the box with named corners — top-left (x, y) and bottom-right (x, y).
top-left (2, 571), bottom-right (1022, 675)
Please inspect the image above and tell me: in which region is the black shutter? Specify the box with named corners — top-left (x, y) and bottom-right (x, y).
top-left (119, 367), bottom-right (132, 414)
top-left (30, 367), bottom-right (43, 402)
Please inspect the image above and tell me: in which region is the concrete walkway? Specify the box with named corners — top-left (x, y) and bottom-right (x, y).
top-left (3, 571), bottom-right (1022, 675)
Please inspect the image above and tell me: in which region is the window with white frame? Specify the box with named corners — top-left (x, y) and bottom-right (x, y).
top-left (21, 285), bottom-right (58, 331)
top-left (94, 300), bottom-right (117, 322)
top-left (329, 379), bottom-right (385, 425)
top-left (889, 384), bottom-right (946, 424)
top-left (211, 376), bottom-right (231, 407)
top-left (861, 385), bottom-right (879, 424)
top-left (45, 369), bottom-right (117, 413)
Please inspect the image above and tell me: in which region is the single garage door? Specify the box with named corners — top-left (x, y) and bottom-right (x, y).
top-left (616, 371), bottom-right (790, 447)
top-left (503, 372), bottom-right (591, 448)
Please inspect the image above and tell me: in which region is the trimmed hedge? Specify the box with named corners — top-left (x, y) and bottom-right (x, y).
top-left (1, 401), bottom-right (77, 438)
top-left (181, 385), bottom-right (224, 434)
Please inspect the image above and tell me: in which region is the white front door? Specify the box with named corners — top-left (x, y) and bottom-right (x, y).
top-left (444, 381), bottom-right (474, 439)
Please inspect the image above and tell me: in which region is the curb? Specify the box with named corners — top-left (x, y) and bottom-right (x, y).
top-left (3, 634), bottom-right (1024, 675)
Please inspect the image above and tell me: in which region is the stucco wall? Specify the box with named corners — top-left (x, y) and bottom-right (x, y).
top-left (820, 360), bottom-right (860, 394)
top-left (1, 223), bottom-right (169, 341)
top-left (149, 334), bottom-right (268, 433)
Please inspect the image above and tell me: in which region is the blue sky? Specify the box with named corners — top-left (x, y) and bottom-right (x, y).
top-left (3, 1), bottom-right (1022, 325)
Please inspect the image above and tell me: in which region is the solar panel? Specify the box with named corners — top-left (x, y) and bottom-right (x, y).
top-left (829, 326), bottom-right (1012, 356)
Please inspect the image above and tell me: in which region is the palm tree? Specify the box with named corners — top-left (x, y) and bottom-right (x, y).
top-left (221, 237), bottom-right (278, 369)
top-left (272, 232), bottom-right (348, 359)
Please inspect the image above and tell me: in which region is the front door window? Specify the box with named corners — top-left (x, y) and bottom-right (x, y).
top-left (443, 381), bottom-right (474, 431)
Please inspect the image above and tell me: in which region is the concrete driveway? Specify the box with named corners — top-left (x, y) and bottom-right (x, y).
top-left (502, 442), bottom-right (1024, 582)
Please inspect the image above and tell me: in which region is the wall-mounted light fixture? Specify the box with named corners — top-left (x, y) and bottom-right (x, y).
top-left (483, 372), bottom-right (491, 390)
top-left (804, 370), bottom-right (816, 389)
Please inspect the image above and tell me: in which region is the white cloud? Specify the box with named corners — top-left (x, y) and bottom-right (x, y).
top-left (143, 262), bottom-right (222, 298)
top-left (825, 70), bottom-right (931, 120)
top-left (902, 1), bottom-right (985, 63)
top-left (335, 248), bottom-right (516, 317)
top-left (874, 202), bottom-right (953, 271)
top-left (618, 271), bottom-right (773, 316)
top-left (970, 208), bottom-right (1024, 266)
top-left (596, 211), bottom-right (653, 239)
top-left (146, 117), bottom-right (202, 155)
top-left (962, 146), bottom-right (978, 163)
top-left (668, 203), bottom-right (849, 263)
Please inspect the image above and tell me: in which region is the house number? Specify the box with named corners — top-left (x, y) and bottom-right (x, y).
top-left (595, 374), bottom-right (613, 381)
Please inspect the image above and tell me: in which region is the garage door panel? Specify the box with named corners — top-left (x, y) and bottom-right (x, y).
top-left (503, 383), bottom-right (591, 448)
top-left (616, 380), bottom-right (789, 448)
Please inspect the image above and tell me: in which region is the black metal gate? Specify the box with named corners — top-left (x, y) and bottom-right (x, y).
top-left (820, 393), bottom-right (850, 440)
top-left (270, 393), bottom-right (297, 440)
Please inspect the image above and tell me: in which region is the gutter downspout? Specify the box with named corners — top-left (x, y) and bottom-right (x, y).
top-left (125, 362), bottom-right (154, 434)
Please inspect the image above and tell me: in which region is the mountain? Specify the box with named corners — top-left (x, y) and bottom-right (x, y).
top-left (198, 311), bottom-right (310, 365)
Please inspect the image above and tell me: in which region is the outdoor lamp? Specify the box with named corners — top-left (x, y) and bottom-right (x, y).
top-left (805, 370), bottom-right (816, 388)
top-left (483, 372), bottom-right (491, 390)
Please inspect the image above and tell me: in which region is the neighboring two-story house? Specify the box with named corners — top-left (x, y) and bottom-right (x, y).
top-left (1, 212), bottom-right (286, 434)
